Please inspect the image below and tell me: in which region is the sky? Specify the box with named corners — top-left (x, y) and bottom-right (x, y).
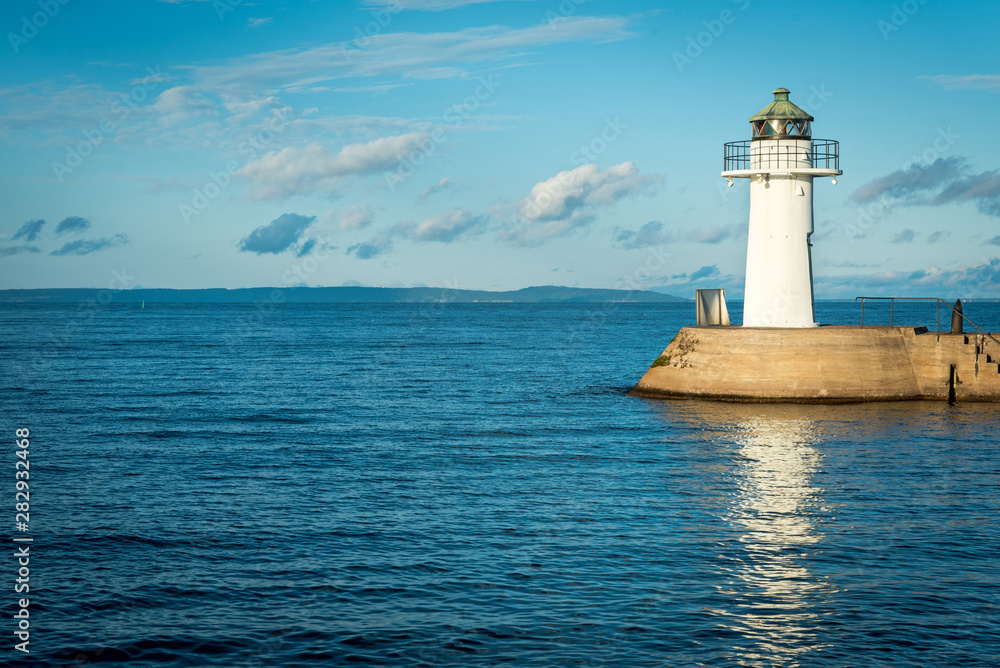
top-left (1, 0), bottom-right (999, 298)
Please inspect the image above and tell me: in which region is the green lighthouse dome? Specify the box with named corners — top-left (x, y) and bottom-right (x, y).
top-left (749, 88), bottom-right (813, 140)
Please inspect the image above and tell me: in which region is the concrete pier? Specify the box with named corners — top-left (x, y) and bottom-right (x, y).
top-left (629, 325), bottom-right (1000, 403)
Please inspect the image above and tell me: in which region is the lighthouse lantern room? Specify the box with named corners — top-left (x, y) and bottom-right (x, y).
top-left (722, 88), bottom-right (841, 327)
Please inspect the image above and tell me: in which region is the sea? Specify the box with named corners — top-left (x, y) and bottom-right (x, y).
top-left (2, 300), bottom-right (1000, 667)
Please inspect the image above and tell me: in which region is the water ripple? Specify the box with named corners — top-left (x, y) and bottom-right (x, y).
top-left (2, 302), bottom-right (999, 666)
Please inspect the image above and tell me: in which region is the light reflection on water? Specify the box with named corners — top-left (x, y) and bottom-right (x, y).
top-left (723, 409), bottom-right (830, 666)
top-left (650, 399), bottom-right (1000, 667)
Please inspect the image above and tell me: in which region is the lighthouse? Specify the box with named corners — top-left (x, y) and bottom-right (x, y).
top-left (722, 88), bottom-right (841, 327)
top-left (630, 89), bottom-right (1000, 403)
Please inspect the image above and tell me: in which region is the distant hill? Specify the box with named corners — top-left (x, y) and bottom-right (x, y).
top-left (0, 285), bottom-right (688, 304)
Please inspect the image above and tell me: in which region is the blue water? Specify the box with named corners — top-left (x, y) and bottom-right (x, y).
top-left (2, 301), bottom-right (1000, 667)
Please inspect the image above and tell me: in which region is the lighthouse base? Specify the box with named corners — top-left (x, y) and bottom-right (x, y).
top-left (629, 326), bottom-right (1000, 403)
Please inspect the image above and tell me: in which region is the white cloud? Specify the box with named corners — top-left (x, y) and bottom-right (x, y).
top-left (346, 206), bottom-right (485, 259)
top-left (686, 224), bottom-right (744, 244)
top-left (815, 258), bottom-right (1000, 299)
top-left (222, 95), bottom-right (278, 124)
top-left (502, 162), bottom-right (661, 245)
top-left (328, 83), bottom-right (412, 95)
top-left (128, 68), bottom-right (172, 87)
top-left (890, 228), bottom-right (917, 243)
top-left (410, 207), bottom-right (485, 242)
top-left (248, 17), bottom-right (272, 28)
top-left (50, 234), bottom-right (129, 256)
top-left (922, 74), bottom-right (1000, 91)
top-left (852, 156), bottom-right (1000, 218)
top-left (652, 264), bottom-right (743, 297)
top-left (0, 83), bottom-right (117, 142)
top-left (521, 162), bottom-right (644, 220)
top-left (347, 231), bottom-right (394, 259)
top-left (614, 220), bottom-right (744, 248)
top-left (238, 213), bottom-right (315, 254)
top-left (11, 219), bottom-right (45, 241)
top-left (239, 132), bottom-right (430, 200)
top-left (183, 16), bottom-right (634, 91)
top-left (614, 220), bottom-right (674, 249)
top-left (418, 176), bottom-right (455, 202)
top-left (1, 17), bottom-right (628, 151)
top-left (153, 86), bottom-right (217, 125)
top-left (340, 204), bottom-right (375, 230)
top-left (404, 67), bottom-right (466, 80)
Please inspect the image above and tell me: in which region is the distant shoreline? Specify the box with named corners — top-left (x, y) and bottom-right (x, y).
top-left (0, 285), bottom-right (688, 304)
top-left (1, 288), bottom-right (994, 304)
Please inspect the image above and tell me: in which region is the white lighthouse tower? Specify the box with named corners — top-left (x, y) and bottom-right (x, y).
top-left (632, 90), bottom-right (1000, 403)
top-left (722, 88), bottom-right (841, 327)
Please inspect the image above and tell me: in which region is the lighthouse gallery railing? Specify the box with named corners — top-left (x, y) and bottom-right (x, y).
top-left (723, 139), bottom-right (839, 171)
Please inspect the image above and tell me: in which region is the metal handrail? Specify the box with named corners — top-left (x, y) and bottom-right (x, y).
top-left (855, 296), bottom-right (1000, 347)
top-left (723, 139), bottom-right (839, 172)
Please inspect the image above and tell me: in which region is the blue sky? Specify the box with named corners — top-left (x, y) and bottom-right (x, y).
top-left (1, 0), bottom-right (999, 297)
